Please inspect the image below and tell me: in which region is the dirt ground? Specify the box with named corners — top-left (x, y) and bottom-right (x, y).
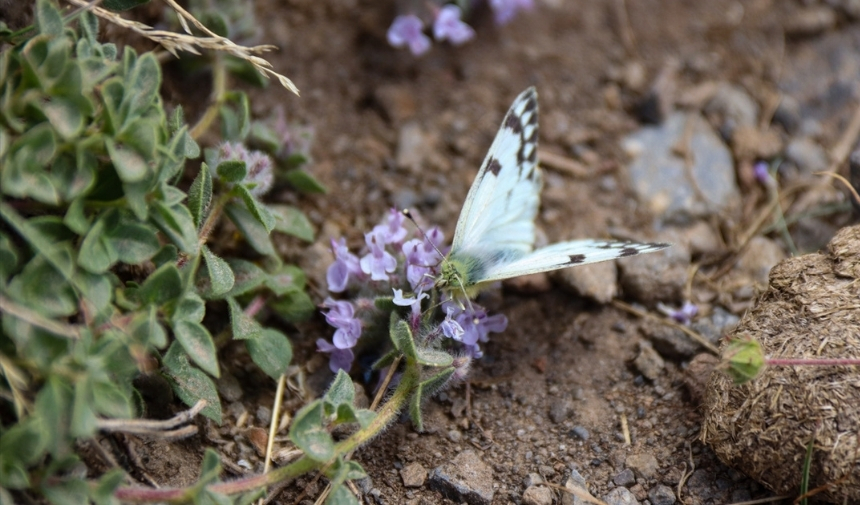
top-left (123, 0), bottom-right (860, 504)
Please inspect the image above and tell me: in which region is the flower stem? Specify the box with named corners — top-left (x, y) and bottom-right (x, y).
top-left (766, 357), bottom-right (860, 366)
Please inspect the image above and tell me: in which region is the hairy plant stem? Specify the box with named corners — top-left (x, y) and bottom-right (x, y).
top-left (111, 361), bottom-right (419, 502)
top-left (766, 358), bottom-right (860, 367)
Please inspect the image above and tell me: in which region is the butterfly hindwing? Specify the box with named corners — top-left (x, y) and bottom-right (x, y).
top-left (478, 240), bottom-right (670, 283)
top-left (452, 87), bottom-right (541, 256)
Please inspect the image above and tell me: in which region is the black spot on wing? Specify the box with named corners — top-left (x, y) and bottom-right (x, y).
top-left (619, 247), bottom-right (640, 257)
top-left (569, 254), bottom-right (586, 264)
top-left (504, 113), bottom-right (523, 133)
top-left (486, 157), bottom-right (502, 176)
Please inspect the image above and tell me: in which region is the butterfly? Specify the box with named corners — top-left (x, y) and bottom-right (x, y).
top-left (437, 87), bottom-right (670, 298)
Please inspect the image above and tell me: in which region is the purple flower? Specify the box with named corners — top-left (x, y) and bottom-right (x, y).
top-left (490, 0), bottom-right (534, 25)
top-left (317, 338), bottom-right (355, 372)
top-left (659, 301), bottom-right (699, 326)
top-left (322, 298), bottom-right (362, 349)
top-left (372, 208), bottom-right (408, 246)
top-left (327, 238), bottom-right (363, 292)
top-left (753, 161), bottom-right (773, 186)
top-left (441, 306), bottom-right (465, 340)
top-left (360, 230), bottom-right (398, 281)
top-left (387, 14), bottom-right (431, 56)
top-left (444, 302), bottom-right (508, 347)
top-left (433, 5), bottom-right (475, 45)
top-left (393, 288), bottom-right (428, 324)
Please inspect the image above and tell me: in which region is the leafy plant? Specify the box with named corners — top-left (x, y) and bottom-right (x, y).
top-left (0, 1), bottom-right (315, 502)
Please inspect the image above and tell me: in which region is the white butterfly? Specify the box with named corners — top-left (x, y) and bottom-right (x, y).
top-left (438, 87), bottom-right (670, 298)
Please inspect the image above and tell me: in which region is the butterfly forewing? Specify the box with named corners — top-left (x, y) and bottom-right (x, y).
top-left (452, 87), bottom-right (541, 256)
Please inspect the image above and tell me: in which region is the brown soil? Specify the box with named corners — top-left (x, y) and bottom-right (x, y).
top-left (121, 1), bottom-right (859, 504)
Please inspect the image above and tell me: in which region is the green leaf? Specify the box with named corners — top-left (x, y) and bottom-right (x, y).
top-left (284, 169), bottom-right (327, 194)
top-left (227, 297), bottom-right (262, 341)
top-left (326, 484), bottom-right (360, 505)
top-left (224, 202), bottom-right (275, 256)
top-left (0, 232), bottom-right (19, 283)
top-left (415, 348), bottom-right (454, 368)
top-left (124, 52), bottom-right (160, 118)
top-left (42, 477), bottom-right (88, 505)
top-left (198, 259), bottom-right (265, 299)
top-left (220, 91), bottom-right (250, 141)
top-left (92, 470), bottom-right (125, 505)
top-left (150, 200), bottom-right (200, 255)
top-left (269, 290), bottom-right (314, 324)
top-left (7, 255), bottom-right (77, 318)
top-left (36, 0), bottom-right (64, 36)
top-left (106, 221), bottom-right (160, 264)
top-left (163, 342), bottom-right (222, 423)
top-left (34, 376), bottom-right (72, 457)
top-left (70, 376), bottom-right (97, 437)
top-left (289, 401), bottom-right (333, 462)
top-left (128, 306), bottom-right (167, 348)
top-left (188, 164), bottom-right (213, 228)
top-left (201, 246), bottom-right (234, 297)
top-left (199, 448), bottom-right (222, 483)
top-left (216, 160), bottom-right (247, 182)
top-left (151, 244), bottom-right (178, 267)
top-left (78, 215), bottom-right (117, 273)
top-left (263, 264), bottom-right (305, 296)
top-left (137, 263), bottom-right (182, 306)
top-left (92, 379), bottom-right (133, 419)
top-left (224, 56), bottom-right (267, 87)
top-left (235, 184), bottom-right (276, 233)
top-left (246, 328), bottom-right (292, 380)
top-left (324, 370), bottom-right (355, 407)
top-left (63, 197), bottom-right (90, 235)
top-left (270, 204), bottom-right (314, 242)
top-left (418, 368), bottom-right (455, 398)
top-left (371, 349), bottom-right (398, 371)
top-left (43, 97), bottom-right (84, 139)
top-left (391, 319), bottom-right (417, 360)
top-left (0, 420), bottom-right (46, 489)
top-left (409, 388), bottom-right (424, 432)
top-left (353, 409), bottom-right (376, 429)
top-left (173, 320), bottom-right (219, 377)
top-left (106, 138), bottom-right (148, 183)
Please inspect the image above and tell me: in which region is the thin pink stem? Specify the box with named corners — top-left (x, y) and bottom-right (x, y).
top-left (766, 358), bottom-right (860, 366)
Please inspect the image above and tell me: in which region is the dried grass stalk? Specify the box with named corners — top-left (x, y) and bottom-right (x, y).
top-left (64, 0), bottom-right (299, 95)
top-left (702, 225), bottom-right (860, 503)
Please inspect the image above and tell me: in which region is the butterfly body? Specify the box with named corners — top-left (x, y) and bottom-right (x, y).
top-left (439, 87), bottom-right (670, 299)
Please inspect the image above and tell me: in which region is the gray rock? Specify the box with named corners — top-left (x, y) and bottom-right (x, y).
top-left (622, 112), bottom-right (740, 223)
top-left (786, 137), bottom-right (829, 174)
top-left (618, 240), bottom-right (690, 304)
top-left (602, 486), bottom-right (640, 505)
top-left (613, 468), bottom-right (637, 487)
top-left (557, 261), bottom-right (618, 304)
top-left (401, 462), bottom-right (427, 488)
top-left (549, 397), bottom-right (574, 424)
top-left (691, 306), bottom-right (739, 344)
top-left (704, 83), bottom-right (760, 135)
top-left (641, 320), bottom-right (700, 359)
top-left (735, 236), bottom-right (786, 285)
top-left (524, 473), bottom-right (544, 487)
top-left (648, 484), bottom-right (676, 505)
top-left (625, 453), bottom-right (659, 479)
top-left (633, 341), bottom-right (665, 380)
top-left (523, 485), bottom-right (554, 505)
top-left (395, 122), bottom-right (431, 172)
top-left (570, 426), bottom-right (590, 441)
top-left (428, 450), bottom-right (494, 505)
top-left (562, 469), bottom-right (591, 505)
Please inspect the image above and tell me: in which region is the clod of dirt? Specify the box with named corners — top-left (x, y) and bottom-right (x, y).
top-left (702, 225), bottom-right (860, 502)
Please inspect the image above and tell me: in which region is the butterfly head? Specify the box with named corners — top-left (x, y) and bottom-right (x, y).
top-left (437, 254), bottom-right (485, 299)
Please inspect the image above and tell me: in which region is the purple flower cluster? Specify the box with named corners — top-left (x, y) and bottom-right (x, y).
top-left (387, 4), bottom-right (476, 56)
top-left (214, 142), bottom-right (274, 197)
top-left (659, 301), bottom-right (699, 326)
top-left (317, 209), bottom-right (508, 372)
top-left (387, 1), bottom-right (535, 56)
